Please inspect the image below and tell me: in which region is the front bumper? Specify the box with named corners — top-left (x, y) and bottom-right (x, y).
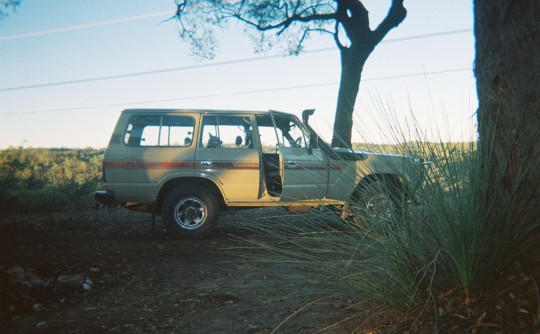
top-left (94, 190), bottom-right (115, 206)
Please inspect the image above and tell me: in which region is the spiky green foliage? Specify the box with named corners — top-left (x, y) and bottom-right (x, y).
top-left (233, 135), bottom-right (539, 331)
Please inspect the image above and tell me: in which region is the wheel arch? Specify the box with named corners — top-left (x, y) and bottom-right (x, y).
top-left (156, 177), bottom-right (226, 213)
top-left (352, 173), bottom-right (404, 201)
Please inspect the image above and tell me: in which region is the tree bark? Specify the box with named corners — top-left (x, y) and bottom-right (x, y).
top-left (474, 1), bottom-right (540, 226)
top-left (330, 0), bottom-right (406, 148)
top-left (331, 46), bottom-right (369, 148)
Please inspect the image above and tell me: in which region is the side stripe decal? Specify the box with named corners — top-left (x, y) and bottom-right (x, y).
top-left (104, 161), bottom-right (259, 170)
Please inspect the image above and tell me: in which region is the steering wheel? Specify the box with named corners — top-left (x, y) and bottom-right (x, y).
top-left (294, 136), bottom-right (302, 148)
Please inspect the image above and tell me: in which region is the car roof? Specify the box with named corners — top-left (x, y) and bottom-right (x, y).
top-left (122, 108), bottom-right (294, 118)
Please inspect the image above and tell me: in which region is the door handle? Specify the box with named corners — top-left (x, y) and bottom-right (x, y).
top-left (201, 161), bottom-right (213, 166)
top-left (287, 161), bottom-right (297, 167)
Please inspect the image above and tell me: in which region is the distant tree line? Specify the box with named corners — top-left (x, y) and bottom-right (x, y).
top-left (0, 147), bottom-right (104, 213)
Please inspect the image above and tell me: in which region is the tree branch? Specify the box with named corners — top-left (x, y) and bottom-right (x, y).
top-left (294, 27), bottom-right (336, 54)
top-left (372, 0), bottom-right (407, 45)
top-left (233, 11), bottom-right (337, 34)
top-left (335, 0), bottom-right (371, 45)
top-left (333, 19), bottom-right (346, 51)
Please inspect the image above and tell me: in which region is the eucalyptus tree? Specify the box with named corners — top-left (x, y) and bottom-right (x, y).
top-left (174, 0), bottom-right (406, 147)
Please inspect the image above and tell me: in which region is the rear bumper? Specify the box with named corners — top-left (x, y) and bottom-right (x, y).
top-left (94, 190), bottom-right (115, 206)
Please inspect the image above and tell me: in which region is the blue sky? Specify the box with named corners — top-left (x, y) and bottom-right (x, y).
top-left (0, 0), bottom-right (476, 148)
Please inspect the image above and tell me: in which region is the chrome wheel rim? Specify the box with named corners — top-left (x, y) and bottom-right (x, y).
top-left (174, 197), bottom-right (207, 230)
top-left (366, 194), bottom-right (395, 221)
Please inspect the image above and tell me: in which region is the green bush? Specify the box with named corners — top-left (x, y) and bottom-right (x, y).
top-left (0, 147), bottom-right (104, 213)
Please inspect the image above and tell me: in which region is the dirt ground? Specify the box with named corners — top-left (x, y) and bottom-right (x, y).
top-left (0, 207), bottom-right (367, 334)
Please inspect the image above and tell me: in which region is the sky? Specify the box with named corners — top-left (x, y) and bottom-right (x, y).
top-left (0, 0), bottom-right (476, 149)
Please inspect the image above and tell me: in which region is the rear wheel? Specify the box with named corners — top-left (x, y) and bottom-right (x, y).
top-left (162, 185), bottom-right (219, 238)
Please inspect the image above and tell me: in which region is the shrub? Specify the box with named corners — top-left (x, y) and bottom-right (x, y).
top-left (234, 136), bottom-right (539, 331)
top-left (0, 147), bottom-right (103, 213)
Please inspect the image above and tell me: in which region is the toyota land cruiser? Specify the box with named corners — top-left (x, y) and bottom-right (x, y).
top-left (95, 109), bottom-right (427, 238)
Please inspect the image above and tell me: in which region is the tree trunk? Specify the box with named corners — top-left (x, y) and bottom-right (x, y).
top-left (474, 1), bottom-right (540, 225)
top-left (329, 0), bottom-right (406, 148)
top-left (331, 46), bottom-right (369, 148)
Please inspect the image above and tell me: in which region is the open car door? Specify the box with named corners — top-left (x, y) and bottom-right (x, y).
top-left (265, 111), bottom-right (328, 201)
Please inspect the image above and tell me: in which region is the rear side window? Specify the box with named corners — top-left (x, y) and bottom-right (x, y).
top-left (200, 115), bottom-right (254, 149)
top-left (124, 115), bottom-right (195, 147)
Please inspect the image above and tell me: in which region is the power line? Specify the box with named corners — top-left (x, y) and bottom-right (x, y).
top-left (0, 28), bottom-right (472, 93)
top-left (0, 54), bottom-right (288, 92)
top-left (382, 28), bottom-right (472, 42)
top-left (0, 67), bottom-right (472, 116)
top-left (0, 5), bottom-right (471, 43)
top-left (0, 10), bottom-right (175, 41)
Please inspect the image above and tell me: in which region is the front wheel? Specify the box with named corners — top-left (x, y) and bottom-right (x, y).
top-left (352, 178), bottom-right (402, 223)
top-left (162, 185), bottom-right (219, 239)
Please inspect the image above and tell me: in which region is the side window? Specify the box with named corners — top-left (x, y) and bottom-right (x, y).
top-left (256, 115), bottom-right (309, 150)
top-left (200, 115), bottom-right (253, 149)
top-left (257, 125), bottom-right (280, 153)
top-left (124, 115), bottom-right (194, 147)
top-left (281, 119), bottom-right (308, 149)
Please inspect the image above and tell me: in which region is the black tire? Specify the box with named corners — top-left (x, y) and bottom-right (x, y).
top-left (162, 185), bottom-right (219, 239)
top-left (352, 178), bottom-right (402, 222)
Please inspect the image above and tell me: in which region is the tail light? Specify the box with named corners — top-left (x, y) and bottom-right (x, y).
top-left (102, 160), bottom-right (106, 183)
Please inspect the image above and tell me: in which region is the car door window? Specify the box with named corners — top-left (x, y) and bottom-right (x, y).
top-left (200, 115), bottom-right (253, 149)
top-left (255, 115), bottom-right (310, 150)
top-left (280, 119), bottom-right (308, 149)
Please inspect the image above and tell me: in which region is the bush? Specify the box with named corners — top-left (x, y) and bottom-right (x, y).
top-left (234, 139), bottom-right (539, 332)
top-left (0, 147), bottom-right (104, 213)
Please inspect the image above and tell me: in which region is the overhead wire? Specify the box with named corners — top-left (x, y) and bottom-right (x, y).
top-left (0, 10), bottom-right (176, 41)
top-left (0, 68), bottom-right (472, 116)
top-left (0, 12), bottom-right (473, 116)
top-left (0, 28), bottom-right (472, 92)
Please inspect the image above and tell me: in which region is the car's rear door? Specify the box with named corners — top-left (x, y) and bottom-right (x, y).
top-left (194, 114), bottom-right (260, 201)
